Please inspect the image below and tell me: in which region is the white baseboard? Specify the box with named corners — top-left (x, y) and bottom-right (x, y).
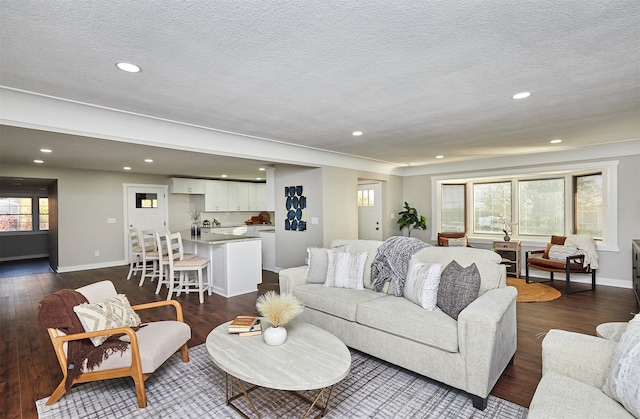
top-left (57, 260), bottom-right (127, 273)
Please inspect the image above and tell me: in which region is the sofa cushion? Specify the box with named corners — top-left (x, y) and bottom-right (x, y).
top-left (292, 284), bottom-right (387, 322)
top-left (437, 261), bottom-right (480, 320)
top-left (356, 296), bottom-right (458, 353)
top-left (403, 258), bottom-right (442, 310)
top-left (324, 251), bottom-right (367, 290)
top-left (602, 322), bottom-right (640, 418)
top-left (330, 240), bottom-right (383, 289)
top-left (412, 247), bottom-right (505, 294)
top-left (529, 372), bottom-right (633, 419)
top-left (306, 245), bottom-right (348, 284)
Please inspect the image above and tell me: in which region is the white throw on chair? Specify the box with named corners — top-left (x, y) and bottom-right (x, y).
top-left (139, 230), bottom-right (160, 286)
top-left (126, 227), bottom-right (144, 280)
top-left (162, 232), bottom-right (211, 304)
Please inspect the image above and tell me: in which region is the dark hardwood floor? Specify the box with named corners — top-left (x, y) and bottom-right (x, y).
top-left (1, 263), bottom-right (637, 419)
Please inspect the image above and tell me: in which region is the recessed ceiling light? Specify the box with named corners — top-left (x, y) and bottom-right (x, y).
top-left (352, 131), bottom-right (364, 136)
top-left (256, 177), bottom-right (262, 181)
top-left (512, 92), bottom-right (531, 100)
top-left (144, 159), bottom-right (153, 163)
top-left (436, 155), bottom-right (444, 159)
top-left (550, 139), bottom-right (562, 144)
top-left (123, 166), bottom-right (132, 171)
top-left (116, 62), bottom-right (141, 73)
top-left (258, 167), bottom-right (265, 171)
top-left (33, 159), bottom-right (44, 164)
top-left (40, 148), bottom-right (52, 153)
top-left (221, 174), bottom-right (228, 178)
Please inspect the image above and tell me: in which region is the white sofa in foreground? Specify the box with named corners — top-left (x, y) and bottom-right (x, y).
top-left (279, 239), bottom-right (517, 410)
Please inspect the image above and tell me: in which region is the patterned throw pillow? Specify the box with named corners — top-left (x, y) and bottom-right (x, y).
top-left (436, 260), bottom-right (481, 320)
top-left (602, 314), bottom-right (640, 417)
top-left (324, 251), bottom-right (367, 290)
top-left (441, 237), bottom-right (467, 247)
top-left (306, 245), bottom-right (348, 283)
top-left (403, 259), bottom-right (442, 310)
top-left (73, 294), bottom-right (141, 346)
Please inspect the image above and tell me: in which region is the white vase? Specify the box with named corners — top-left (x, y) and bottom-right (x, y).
top-left (263, 326), bottom-right (287, 346)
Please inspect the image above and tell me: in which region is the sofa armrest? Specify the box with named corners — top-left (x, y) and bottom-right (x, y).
top-left (541, 329), bottom-right (617, 388)
top-left (457, 286), bottom-right (518, 398)
top-left (278, 266), bottom-right (309, 294)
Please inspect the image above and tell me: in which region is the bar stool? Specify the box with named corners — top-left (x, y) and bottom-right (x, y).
top-left (139, 230), bottom-right (160, 286)
top-left (163, 232), bottom-right (211, 303)
top-left (126, 227), bottom-right (144, 280)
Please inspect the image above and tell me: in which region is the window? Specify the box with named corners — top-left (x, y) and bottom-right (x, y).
top-left (0, 197), bottom-right (33, 231)
top-left (357, 189), bottom-right (375, 207)
top-left (39, 198), bottom-right (49, 231)
top-left (574, 173), bottom-right (603, 239)
top-left (473, 182), bottom-right (511, 234)
top-left (518, 178), bottom-right (564, 236)
top-left (433, 161), bottom-right (615, 248)
top-left (441, 184), bottom-right (465, 232)
top-left (136, 193), bottom-right (158, 208)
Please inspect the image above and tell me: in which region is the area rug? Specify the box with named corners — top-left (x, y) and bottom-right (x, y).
top-left (507, 277), bottom-right (561, 302)
top-left (36, 344), bottom-right (527, 419)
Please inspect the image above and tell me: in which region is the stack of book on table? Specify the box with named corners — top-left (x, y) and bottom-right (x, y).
top-left (228, 315), bottom-right (262, 336)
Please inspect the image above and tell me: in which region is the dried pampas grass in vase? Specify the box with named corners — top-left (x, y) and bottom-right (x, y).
top-left (256, 291), bottom-right (303, 345)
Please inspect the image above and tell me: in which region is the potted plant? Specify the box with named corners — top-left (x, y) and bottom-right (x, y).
top-left (256, 291), bottom-right (303, 345)
top-left (189, 210), bottom-right (201, 237)
top-left (397, 202), bottom-right (427, 237)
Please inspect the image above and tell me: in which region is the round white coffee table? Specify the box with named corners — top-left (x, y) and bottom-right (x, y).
top-left (206, 320), bottom-right (351, 418)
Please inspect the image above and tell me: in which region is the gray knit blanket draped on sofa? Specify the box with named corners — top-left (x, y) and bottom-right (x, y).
top-left (371, 236), bottom-right (431, 296)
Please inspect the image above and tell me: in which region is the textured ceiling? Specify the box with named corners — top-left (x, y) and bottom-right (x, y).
top-left (1, 1), bottom-right (639, 177)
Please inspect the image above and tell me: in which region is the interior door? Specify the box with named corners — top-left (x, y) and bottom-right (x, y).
top-left (125, 185), bottom-right (168, 260)
top-left (358, 182), bottom-right (383, 241)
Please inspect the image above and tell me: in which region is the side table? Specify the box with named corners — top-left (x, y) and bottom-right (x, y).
top-left (494, 240), bottom-right (521, 278)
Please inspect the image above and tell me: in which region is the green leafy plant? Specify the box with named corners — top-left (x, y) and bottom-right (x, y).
top-left (397, 202), bottom-right (427, 237)
top-left (189, 210), bottom-right (201, 223)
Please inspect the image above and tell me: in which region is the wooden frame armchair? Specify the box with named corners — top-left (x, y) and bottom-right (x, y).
top-left (43, 280), bottom-right (191, 408)
top-left (525, 235), bottom-right (596, 294)
top-left (437, 232), bottom-right (473, 247)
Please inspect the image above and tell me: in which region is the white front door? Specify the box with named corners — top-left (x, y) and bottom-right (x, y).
top-left (358, 182), bottom-right (383, 241)
top-left (124, 184), bottom-right (169, 260)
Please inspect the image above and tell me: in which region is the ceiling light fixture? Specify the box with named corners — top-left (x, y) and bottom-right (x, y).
top-left (256, 177), bottom-right (262, 181)
top-left (33, 159), bottom-right (44, 164)
top-left (221, 174), bottom-right (228, 178)
top-left (512, 92), bottom-right (531, 100)
top-left (40, 148), bottom-right (52, 153)
top-left (116, 62), bottom-right (141, 73)
top-left (550, 139), bottom-right (562, 144)
top-left (436, 155), bottom-right (444, 159)
top-left (123, 166), bottom-right (132, 171)
top-left (144, 159), bottom-right (153, 163)
top-left (258, 167), bottom-right (265, 171)
top-left (352, 131), bottom-right (364, 136)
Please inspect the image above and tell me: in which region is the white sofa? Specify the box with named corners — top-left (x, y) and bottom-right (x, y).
top-left (528, 329), bottom-right (637, 419)
top-left (279, 239), bottom-right (517, 410)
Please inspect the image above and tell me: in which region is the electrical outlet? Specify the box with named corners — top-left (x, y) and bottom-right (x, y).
top-left (94, 250), bottom-right (100, 257)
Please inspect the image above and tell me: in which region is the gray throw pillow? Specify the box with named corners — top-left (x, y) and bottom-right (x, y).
top-left (437, 260), bottom-right (481, 320)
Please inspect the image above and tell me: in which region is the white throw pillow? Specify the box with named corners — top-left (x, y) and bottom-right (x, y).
top-left (602, 322), bottom-right (640, 418)
top-left (73, 294), bottom-right (141, 346)
top-left (324, 251), bottom-right (367, 290)
top-left (306, 245), bottom-right (348, 284)
top-left (442, 237), bottom-right (467, 247)
top-left (404, 259), bottom-right (442, 310)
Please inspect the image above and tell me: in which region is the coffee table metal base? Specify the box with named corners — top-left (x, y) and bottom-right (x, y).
top-left (225, 373), bottom-right (335, 419)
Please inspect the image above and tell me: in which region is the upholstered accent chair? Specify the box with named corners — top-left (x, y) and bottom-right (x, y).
top-left (525, 235), bottom-right (597, 294)
top-left (437, 232), bottom-right (472, 247)
top-left (40, 280), bottom-right (191, 408)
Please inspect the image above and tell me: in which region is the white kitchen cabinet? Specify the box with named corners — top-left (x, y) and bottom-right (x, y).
top-left (228, 182), bottom-right (250, 211)
top-left (169, 178), bottom-right (205, 194)
top-left (255, 183), bottom-right (267, 211)
top-left (204, 180), bottom-right (228, 211)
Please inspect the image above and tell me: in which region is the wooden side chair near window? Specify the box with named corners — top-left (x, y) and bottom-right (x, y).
top-left (38, 280), bottom-right (191, 408)
top-left (525, 235), bottom-right (598, 294)
top-left (437, 232), bottom-right (472, 247)
top-left (126, 227), bottom-right (144, 280)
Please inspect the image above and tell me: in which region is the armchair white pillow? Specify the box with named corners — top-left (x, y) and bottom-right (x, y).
top-left (403, 258), bottom-right (442, 310)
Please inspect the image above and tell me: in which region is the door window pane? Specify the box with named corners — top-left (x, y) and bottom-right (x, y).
top-left (473, 182), bottom-right (511, 234)
top-left (575, 173), bottom-right (603, 239)
top-left (136, 193), bottom-right (158, 208)
top-left (441, 184), bottom-right (465, 232)
top-left (518, 179), bottom-right (564, 235)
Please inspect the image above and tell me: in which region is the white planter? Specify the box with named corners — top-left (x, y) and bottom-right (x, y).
top-left (263, 326), bottom-right (287, 346)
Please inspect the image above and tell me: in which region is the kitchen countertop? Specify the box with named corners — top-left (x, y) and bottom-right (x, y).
top-left (181, 231), bottom-right (261, 245)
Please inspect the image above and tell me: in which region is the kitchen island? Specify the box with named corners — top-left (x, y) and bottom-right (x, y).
top-left (181, 231), bottom-right (262, 298)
